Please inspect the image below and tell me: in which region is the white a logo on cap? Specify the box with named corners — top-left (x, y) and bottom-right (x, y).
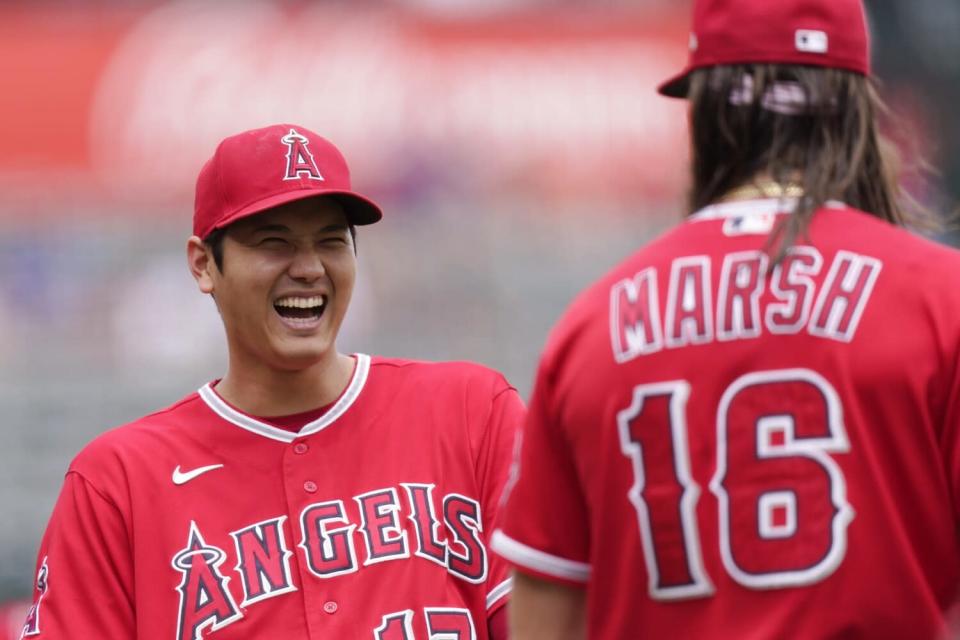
top-left (795, 29), bottom-right (829, 54)
top-left (281, 129), bottom-right (324, 181)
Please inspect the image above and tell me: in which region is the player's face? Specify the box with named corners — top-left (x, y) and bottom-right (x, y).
top-left (206, 198), bottom-right (357, 373)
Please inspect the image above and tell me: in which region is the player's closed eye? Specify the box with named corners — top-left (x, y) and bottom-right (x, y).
top-left (258, 237), bottom-right (291, 247)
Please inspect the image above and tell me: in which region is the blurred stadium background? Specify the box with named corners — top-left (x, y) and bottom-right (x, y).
top-left (0, 0), bottom-right (957, 630)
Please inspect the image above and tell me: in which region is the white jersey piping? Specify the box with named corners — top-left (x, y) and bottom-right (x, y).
top-left (486, 577), bottom-right (512, 610)
top-left (490, 530), bottom-right (590, 583)
top-left (198, 354), bottom-right (371, 443)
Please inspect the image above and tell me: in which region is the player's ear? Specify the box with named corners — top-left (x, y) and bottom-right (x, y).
top-left (187, 235), bottom-right (216, 294)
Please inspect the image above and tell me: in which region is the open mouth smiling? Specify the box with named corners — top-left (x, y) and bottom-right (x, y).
top-left (274, 295), bottom-right (326, 327)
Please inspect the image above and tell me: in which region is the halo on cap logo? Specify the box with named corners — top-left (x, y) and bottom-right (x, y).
top-left (281, 128), bottom-right (324, 181)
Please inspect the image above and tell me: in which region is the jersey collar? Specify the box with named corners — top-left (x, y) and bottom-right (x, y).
top-left (688, 197), bottom-right (846, 222)
top-left (197, 353), bottom-right (371, 443)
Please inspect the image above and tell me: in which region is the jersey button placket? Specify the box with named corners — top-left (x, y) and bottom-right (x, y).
top-left (291, 441), bottom-right (316, 492)
top-left (283, 435), bottom-right (328, 635)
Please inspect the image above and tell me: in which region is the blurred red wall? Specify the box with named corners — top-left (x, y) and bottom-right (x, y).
top-left (0, 3), bottom-right (690, 216)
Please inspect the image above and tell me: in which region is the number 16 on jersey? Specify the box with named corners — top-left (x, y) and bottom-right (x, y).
top-left (618, 368), bottom-right (854, 600)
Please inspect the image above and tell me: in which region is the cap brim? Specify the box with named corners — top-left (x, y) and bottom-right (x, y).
top-left (324, 192), bottom-right (383, 225)
top-left (657, 68), bottom-right (692, 98)
top-left (207, 188), bottom-right (383, 237)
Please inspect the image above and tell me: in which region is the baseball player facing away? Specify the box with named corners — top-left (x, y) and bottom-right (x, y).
top-left (22, 124), bottom-right (521, 640)
top-left (492, 0), bottom-right (960, 638)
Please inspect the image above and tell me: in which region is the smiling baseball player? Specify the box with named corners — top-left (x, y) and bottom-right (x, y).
top-left (22, 124), bottom-right (520, 639)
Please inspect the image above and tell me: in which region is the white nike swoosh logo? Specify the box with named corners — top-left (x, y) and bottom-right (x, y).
top-left (172, 464), bottom-right (224, 485)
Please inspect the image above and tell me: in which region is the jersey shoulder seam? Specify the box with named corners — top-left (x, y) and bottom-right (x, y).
top-left (65, 469), bottom-right (126, 517)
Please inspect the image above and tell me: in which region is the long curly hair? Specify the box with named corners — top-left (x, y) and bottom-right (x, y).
top-left (686, 64), bottom-right (939, 257)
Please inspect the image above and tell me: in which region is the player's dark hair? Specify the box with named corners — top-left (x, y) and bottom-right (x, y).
top-left (205, 227), bottom-right (228, 272)
top-left (687, 64), bottom-right (939, 257)
top-left (203, 224), bottom-right (357, 273)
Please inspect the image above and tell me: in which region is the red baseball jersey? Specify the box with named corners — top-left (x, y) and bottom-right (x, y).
top-left (0, 601), bottom-right (29, 640)
top-left (24, 355), bottom-right (522, 640)
top-left (494, 199), bottom-right (960, 639)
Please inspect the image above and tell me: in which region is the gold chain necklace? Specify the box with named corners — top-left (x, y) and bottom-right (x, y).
top-left (720, 182), bottom-right (805, 202)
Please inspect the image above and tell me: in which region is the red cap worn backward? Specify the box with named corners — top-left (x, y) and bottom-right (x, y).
top-left (658, 0), bottom-right (871, 98)
top-left (193, 124), bottom-right (383, 239)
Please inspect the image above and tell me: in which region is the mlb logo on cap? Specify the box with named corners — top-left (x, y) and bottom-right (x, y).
top-left (193, 123), bottom-right (382, 239)
top-left (658, 0), bottom-right (871, 98)
top-left (795, 30), bottom-right (829, 54)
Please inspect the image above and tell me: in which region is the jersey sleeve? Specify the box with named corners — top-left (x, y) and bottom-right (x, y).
top-left (22, 471), bottom-right (135, 639)
top-left (941, 343), bottom-right (960, 522)
top-left (486, 604), bottom-right (509, 640)
top-left (492, 356), bottom-right (591, 587)
top-left (475, 383), bottom-right (526, 617)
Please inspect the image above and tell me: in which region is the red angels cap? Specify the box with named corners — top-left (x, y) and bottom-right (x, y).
top-left (193, 124), bottom-right (383, 239)
top-left (658, 0), bottom-right (871, 98)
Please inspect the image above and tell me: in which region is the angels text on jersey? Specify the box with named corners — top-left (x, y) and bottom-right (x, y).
top-left (611, 248), bottom-right (881, 362)
top-left (163, 482), bottom-right (482, 640)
